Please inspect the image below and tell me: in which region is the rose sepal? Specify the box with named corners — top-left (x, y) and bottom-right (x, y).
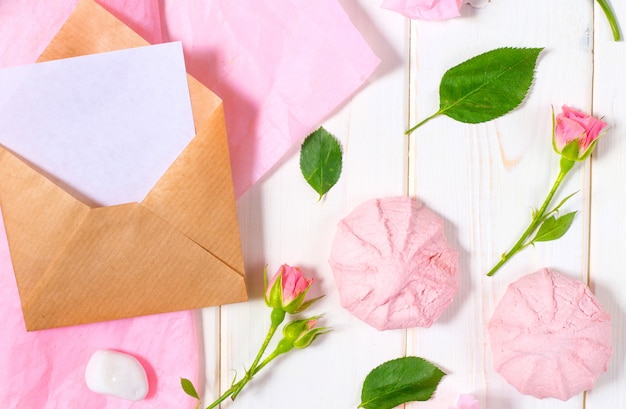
top-left (293, 327), bottom-right (332, 349)
top-left (577, 139), bottom-right (599, 162)
top-left (559, 140), bottom-right (581, 163)
top-left (281, 315), bottom-right (332, 350)
top-left (264, 266), bottom-right (283, 309)
top-left (285, 294), bottom-right (324, 314)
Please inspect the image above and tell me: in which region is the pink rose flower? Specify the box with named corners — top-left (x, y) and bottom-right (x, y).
top-left (449, 394), bottom-right (480, 409)
top-left (381, 0), bottom-right (463, 20)
top-left (381, 0), bottom-right (490, 20)
top-left (264, 264), bottom-right (315, 314)
top-left (553, 105), bottom-right (607, 161)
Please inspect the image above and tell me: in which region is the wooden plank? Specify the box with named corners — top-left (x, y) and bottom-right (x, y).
top-left (407, 1), bottom-right (593, 408)
top-left (212, 1), bottom-right (410, 407)
top-left (199, 308), bottom-right (221, 403)
top-left (586, 0), bottom-right (626, 407)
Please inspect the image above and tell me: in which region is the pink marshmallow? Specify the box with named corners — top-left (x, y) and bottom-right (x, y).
top-left (329, 196), bottom-right (458, 330)
top-left (488, 268), bottom-right (612, 401)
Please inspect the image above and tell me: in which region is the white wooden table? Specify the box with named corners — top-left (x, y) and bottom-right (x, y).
top-left (201, 1), bottom-right (626, 408)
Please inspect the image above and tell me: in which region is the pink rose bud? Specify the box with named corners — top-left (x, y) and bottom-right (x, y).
top-left (381, 0), bottom-right (489, 20)
top-left (282, 316), bottom-right (331, 350)
top-left (264, 264), bottom-right (316, 314)
top-left (553, 105), bottom-right (607, 161)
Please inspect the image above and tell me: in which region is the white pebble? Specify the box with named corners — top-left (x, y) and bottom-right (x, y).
top-left (85, 350), bottom-right (149, 401)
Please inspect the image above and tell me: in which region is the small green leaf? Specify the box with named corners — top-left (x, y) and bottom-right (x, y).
top-left (181, 377), bottom-right (200, 400)
top-left (300, 127), bottom-right (343, 200)
top-left (359, 357), bottom-right (445, 409)
top-left (531, 208), bottom-right (538, 219)
top-left (439, 47), bottom-right (543, 123)
top-left (533, 211), bottom-right (577, 243)
top-left (551, 191), bottom-right (579, 214)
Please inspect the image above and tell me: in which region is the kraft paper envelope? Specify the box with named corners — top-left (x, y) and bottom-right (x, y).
top-left (0, 0), bottom-right (247, 331)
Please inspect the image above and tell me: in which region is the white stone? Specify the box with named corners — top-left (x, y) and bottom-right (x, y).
top-left (85, 350), bottom-right (149, 401)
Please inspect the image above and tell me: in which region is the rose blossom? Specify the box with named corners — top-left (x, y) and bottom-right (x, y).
top-left (489, 106), bottom-right (610, 276)
top-left (381, 0), bottom-right (462, 19)
top-left (265, 264), bottom-right (315, 313)
top-left (381, 0), bottom-right (490, 20)
top-left (554, 105), bottom-right (607, 160)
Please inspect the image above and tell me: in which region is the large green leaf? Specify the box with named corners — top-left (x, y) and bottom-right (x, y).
top-left (299, 127), bottom-right (343, 200)
top-left (359, 357), bottom-right (445, 409)
top-left (439, 47), bottom-right (543, 123)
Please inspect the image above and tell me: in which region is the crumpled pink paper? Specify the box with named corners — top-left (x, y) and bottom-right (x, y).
top-left (0, 209), bottom-right (199, 408)
top-left (159, 0), bottom-right (380, 196)
top-left (0, 0), bottom-right (379, 197)
top-left (381, 0), bottom-right (463, 20)
top-left (0, 0), bottom-right (162, 66)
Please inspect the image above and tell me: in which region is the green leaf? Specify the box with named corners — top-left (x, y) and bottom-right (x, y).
top-left (359, 357), bottom-right (445, 409)
top-left (439, 47), bottom-right (543, 123)
top-left (181, 377), bottom-right (200, 400)
top-left (550, 191), bottom-right (579, 215)
top-left (299, 127), bottom-right (343, 200)
top-left (533, 211), bottom-right (577, 243)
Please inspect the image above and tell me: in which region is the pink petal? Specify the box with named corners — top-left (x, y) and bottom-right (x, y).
top-left (281, 267), bottom-right (300, 302)
top-left (294, 274), bottom-right (313, 294)
top-left (281, 265), bottom-right (312, 303)
top-left (577, 117), bottom-right (608, 150)
top-left (557, 105), bottom-right (608, 153)
top-left (457, 394), bottom-right (480, 409)
top-left (381, 0), bottom-right (463, 20)
top-left (555, 116), bottom-right (586, 150)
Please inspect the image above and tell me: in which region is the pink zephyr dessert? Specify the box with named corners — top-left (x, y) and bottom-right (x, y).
top-left (488, 268), bottom-right (612, 401)
top-left (328, 196), bottom-right (458, 330)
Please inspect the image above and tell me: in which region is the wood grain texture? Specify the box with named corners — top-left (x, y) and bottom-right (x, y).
top-left (201, 1), bottom-right (624, 408)
top-left (408, 1), bottom-right (592, 408)
top-left (588, 1), bottom-right (626, 408)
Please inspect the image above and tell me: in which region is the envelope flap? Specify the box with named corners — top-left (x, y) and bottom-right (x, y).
top-left (37, 0), bottom-right (148, 62)
top-left (143, 103), bottom-right (245, 275)
top-left (22, 203), bottom-right (246, 330)
top-left (0, 148), bottom-right (89, 299)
